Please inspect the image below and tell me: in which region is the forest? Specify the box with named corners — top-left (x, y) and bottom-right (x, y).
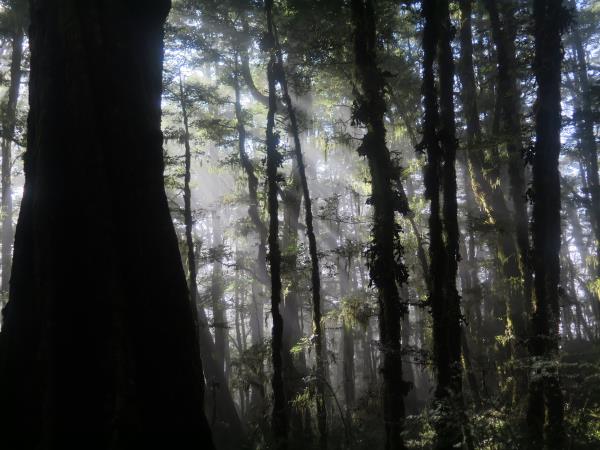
top-left (0, 0), bottom-right (598, 449)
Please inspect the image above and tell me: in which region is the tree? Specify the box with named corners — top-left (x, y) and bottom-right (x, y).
top-left (271, 15), bottom-right (328, 449)
top-left (264, 1), bottom-right (287, 448)
top-left (174, 70), bottom-right (243, 449)
top-left (351, 0), bottom-right (410, 448)
top-left (527, 0), bottom-right (567, 448)
top-left (421, 0), bottom-right (470, 447)
top-left (0, 1), bottom-right (214, 448)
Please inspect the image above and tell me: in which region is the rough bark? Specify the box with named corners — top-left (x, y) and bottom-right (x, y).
top-left (351, 1), bottom-right (409, 448)
top-left (527, 1), bottom-right (566, 448)
top-left (0, 1), bottom-right (214, 448)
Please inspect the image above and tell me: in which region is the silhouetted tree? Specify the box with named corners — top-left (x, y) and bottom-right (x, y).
top-left (0, 1), bottom-right (214, 449)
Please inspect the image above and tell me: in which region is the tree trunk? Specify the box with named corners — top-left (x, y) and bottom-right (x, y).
top-left (485, 1), bottom-right (532, 367)
top-left (422, 0), bottom-right (470, 447)
top-left (265, 1), bottom-right (287, 447)
top-left (0, 2), bottom-right (214, 448)
top-left (281, 162), bottom-right (312, 446)
top-left (351, 1), bottom-right (409, 448)
top-left (527, 1), bottom-right (566, 448)
top-left (274, 40), bottom-right (328, 450)
top-left (233, 58), bottom-right (269, 286)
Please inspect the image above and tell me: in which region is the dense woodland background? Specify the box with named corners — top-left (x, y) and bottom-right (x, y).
top-left (0, 0), bottom-right (598, 449)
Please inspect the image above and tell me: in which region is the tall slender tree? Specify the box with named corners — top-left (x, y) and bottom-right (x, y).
top-left (264, 1), bottom-right (287, 448)
top-left (351, 0), bottom-right (409, 448)
top-left (527, 1), bottom-right (567, 448)
top-left (176, 72), bottom-right (243, 449)
top-left (271, 21), bottom-right (328, 449)
top-left (421, 0), bottom-right (470, 447)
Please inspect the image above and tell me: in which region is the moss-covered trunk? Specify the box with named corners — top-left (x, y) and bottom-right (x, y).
top-left (351, 1), bottom-right (409, 448)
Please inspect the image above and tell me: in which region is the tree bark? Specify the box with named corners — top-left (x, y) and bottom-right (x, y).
top-left (0, 2), bottom-right (214, 448)
top-left (265, 1), bottom-right (287, 447)
top-left (422, 0), bottom-right (470, 447)
top-left (351, 1), bottom-right (409, 448)
top-left (527, 1), bottom-right (566, 448)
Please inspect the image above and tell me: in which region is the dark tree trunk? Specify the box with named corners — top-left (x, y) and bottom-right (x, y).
top-left (265, 1), bottom-right (287, 447)
top-left (438, 0), bottom-right (469, 447)
top-left (0, 21), bottom-right (24, 300)
top-left (527, 1), bottom-right (566, 448)
top-left (351, 1), bottom-right (409, 448)
top-left (0, 2), bottom-right (214, 449)
top-left (422, 0), bottom-right (470, 447)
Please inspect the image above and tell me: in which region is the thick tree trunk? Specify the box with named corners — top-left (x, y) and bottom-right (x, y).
top-left (0, 23), bottom-right (24, 300)
top-left (527, 1), bottom-right (566, 448)
top-left (0, 2), bottom-right (214, 448)
top-left (351, 1), bottom-right (409, 448)
top-left (438, 0), bottom-right (470, 447)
